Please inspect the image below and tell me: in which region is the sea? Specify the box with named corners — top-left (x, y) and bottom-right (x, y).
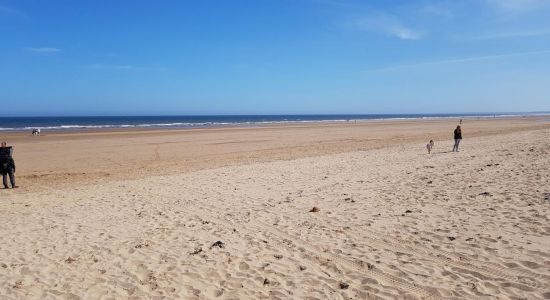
top-left (0, 113), bottom-right (548, 131)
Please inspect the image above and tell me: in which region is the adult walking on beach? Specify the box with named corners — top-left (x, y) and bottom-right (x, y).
top-left (0, 142), bottom-right (17, 189)
top-left (452, 125), bottom-right (462, 152)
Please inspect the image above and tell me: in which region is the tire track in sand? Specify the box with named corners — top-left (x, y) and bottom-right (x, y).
top-left (249, 218), bottom-right (442, 300)
top-left (256, 200), bottom-right (549, 290)
top-left (199, 186), bottom-right (549, 291)
top-left (302, 213), bottom-right (550, 290)
top-left (144, 188), bottom-right (443, 300)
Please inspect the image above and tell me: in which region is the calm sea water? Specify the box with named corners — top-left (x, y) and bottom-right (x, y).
top-left (0, 113), bottom-right (546, 131)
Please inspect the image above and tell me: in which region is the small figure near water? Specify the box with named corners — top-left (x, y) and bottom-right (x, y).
top-left (452, 125), bottom-right (462, 152)
top-left (426, 140), bottom-right (434, 154)
top-left (0, 141), bottom-right (17, 189)
top-left (32, 128), bottom-right (41, 136)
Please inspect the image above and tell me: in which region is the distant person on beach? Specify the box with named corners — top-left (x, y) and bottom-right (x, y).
top-left (452, 126), bottom-right (462, 152)
top-left (0, 142), bottom-right (17, 189)
top-left (426, 140), bottom-right (434, 154)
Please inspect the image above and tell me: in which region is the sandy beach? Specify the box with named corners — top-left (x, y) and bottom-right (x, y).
top-left (1, 117), bottom-right (550, 299)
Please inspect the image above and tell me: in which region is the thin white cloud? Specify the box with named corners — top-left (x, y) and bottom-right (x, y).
top-left (486, 0), bottom-right (550, 12)
top-left (419, 3), bottom-right (455, 18)
top-left (367, 49), bottom-right (550, 72)
top-left (0, 4), bottom-right (30, 20)
top-left (90, 64), bottom-right (137, 70)
top-left (472, 28), bottom-right (550, 40)
top-left (310, 0), bottom-right (357, 8)
top-left (88, 64), bottom-right (166, 72)
top-left (24, 47), bottom-right (62, 53)
top-left (351, 14), bottom-right (423, 40)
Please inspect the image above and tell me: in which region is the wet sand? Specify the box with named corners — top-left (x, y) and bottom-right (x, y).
top-left (2, 116), bottom-right (550, 191)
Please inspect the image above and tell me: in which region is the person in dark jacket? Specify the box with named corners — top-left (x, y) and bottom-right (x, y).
top-left (0, 141), bottom-right (17, 189)
top-left (452, 125), bottom-right (462, 152)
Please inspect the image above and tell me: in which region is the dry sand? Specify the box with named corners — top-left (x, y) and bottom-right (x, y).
top-left (1, 117), bottom-right (549, 299)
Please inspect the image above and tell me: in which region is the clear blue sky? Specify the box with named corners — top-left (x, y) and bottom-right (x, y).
top-left (1, 0), bottom-right (549, 116)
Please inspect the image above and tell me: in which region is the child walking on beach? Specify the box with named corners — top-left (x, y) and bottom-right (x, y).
top-left (426, 140), bottom-right (434, 154)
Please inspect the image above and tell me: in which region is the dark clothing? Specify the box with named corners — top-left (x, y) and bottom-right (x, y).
top-left (454, 129), bottom-right (462, 140)
top-left (452, 128), bottom-right (462, 152)
top-left (0, 147), bottom-right (12, 161)
top-left (453, 139), bottom-right (461, 152)
top-left (0, 147), bottom-right (16, 188)
top-left (1, 157), bottom-right (15, 173)
top-left (0, 147), bottom-right (15, 171)
top-left (2, 169), bottom-right (15, 188)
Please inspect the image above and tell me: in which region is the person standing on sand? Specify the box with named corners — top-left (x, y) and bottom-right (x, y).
top-left (452, 126), bottom-right (462, 152)
top-left (0, 142), bottom-right (17, 189)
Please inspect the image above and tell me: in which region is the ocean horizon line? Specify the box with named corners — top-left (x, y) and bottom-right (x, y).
top-left (1, 112), bottom-right (549, 131)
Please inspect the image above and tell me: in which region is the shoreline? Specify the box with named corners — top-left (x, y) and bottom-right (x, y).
top-left (1, 114), bottom-right (549, 137)
top-left (1, 113), bottom-right (549, 134)
top-left (1, 116), bottom-right (549, 193)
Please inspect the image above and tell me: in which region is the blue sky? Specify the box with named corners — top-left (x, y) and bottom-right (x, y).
top-left (1, 0), bottom-right (549, 116)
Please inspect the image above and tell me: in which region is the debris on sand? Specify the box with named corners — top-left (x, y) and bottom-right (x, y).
top-left (12, 281), bottom-right (22, 289)
top-left (309, 207), bottom-right (320, 213)
top-left (339, 282), bottom-right (349, 289)
top-left (447, 236), bottom-right (456, 241)
top-left (344, 197), bottom-right (356, 203)
top-left (263, 278), bottom-right (270, 285)
top-left (404, 210), bottom-right (413, 214)
top-left (65, 257), bottom-right (77, 264)
top-left (479, 192), bottom-right (492, 197)
top-left (210, 241), bottom-right (225, 249)
top-left (190, 248), bottom-right (203, 255)
top-left (134, 242), bottom-right (150, 249)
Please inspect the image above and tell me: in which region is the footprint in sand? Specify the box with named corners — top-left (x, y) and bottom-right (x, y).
top-left (238, 261), bottom-right (249, 271)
